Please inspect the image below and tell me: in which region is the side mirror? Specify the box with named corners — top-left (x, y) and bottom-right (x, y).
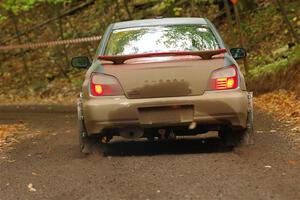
top-left (230, 48), bottom-right (247, 60)
top-left (71, 56), bottom-right (91, 69)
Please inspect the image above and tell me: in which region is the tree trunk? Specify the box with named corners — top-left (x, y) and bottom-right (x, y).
top-left (3, 0), bottom-right (96, 45)
top-left (190, 0), bottom-right (196, 17)
top-left (115, 0), bottom-right (122, 20)
top-left (9, 12), bottom-right (31, 82)
top-left (65, 18), bottom-right (93, 58)
top-left (276, 0), bottom-right (299, 44)
top-left (55, 4), bottom-right (70, 80)
top-left (124, 0), bottom-right (132, 20)
top-left (56, 5), bottom-right (69, 65)
top-left (233, 4), bottom-right (248, 74)
top-left (224, 0), bottom-right (234, 36)
top-left (240, 0), bottom-right (256, 11)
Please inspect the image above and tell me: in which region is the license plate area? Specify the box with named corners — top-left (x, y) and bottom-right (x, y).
top-left (138, 105), bottom-right (194, 124)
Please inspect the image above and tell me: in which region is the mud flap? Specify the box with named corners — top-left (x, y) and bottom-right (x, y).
top-left (242, 92), bottom-right (255, 145)
top-left (78, 94), bottom-right (94, 154)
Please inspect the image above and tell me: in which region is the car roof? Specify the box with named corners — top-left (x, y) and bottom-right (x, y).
top-left (111, 18), bottom-right (208, 30)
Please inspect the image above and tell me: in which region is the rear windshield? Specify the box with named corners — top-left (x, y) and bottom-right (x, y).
top-left (104, 25), bottom-right (220, 55)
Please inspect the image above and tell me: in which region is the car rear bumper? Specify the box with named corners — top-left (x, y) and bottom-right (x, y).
top-left (82, 90), bottom-right (248, 134)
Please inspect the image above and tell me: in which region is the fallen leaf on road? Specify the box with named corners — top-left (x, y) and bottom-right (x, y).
top-left (254, 92), bottom-right (300, 123)
top-left (0, 123), bottom-right (42, 159)
top-left (47, 147), bottom-right (52, 154)
top-left (32, 172), bottom-right (39, 176)
top-left (291, 127), bottom-right (300, 133)
top-left (28, 183), bottom-right (36, 192)
top-left (288, 160), bottom-right (296, 166)
top-left (254, 92), bottom-right (300, 151)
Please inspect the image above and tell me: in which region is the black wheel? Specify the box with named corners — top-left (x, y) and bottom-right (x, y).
top-left (219, 94), bottom-right (255, 147)
top-left (240, 102), bottom-right (255, 145)
top-left (219, 127), bottom-right (239, 148)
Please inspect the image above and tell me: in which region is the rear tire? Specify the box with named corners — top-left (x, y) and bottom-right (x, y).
top-left (219, 127), bottom-right (239, 148)
top-left (241, 108), bottom-right (254, 146)
top-left (219, 92), bottom-right (255, 147)
top-left (219, 127), bottom-right (249, 148)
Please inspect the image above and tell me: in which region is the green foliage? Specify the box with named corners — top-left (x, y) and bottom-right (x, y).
top-left (45, 0), bottom-right (72, 5)
top-left (1, 0), bottom-right (39, 15)
top-left (71, 78), bottom-right (83, 88)
top-left (0, 14), bottom-right (7, 23)
top-left (160, 0), bottom-right (175, 8)
top-left (249, 45), bottom-right (300, 78)
top-left (156, 0), bottom-right (175, 16)
top-left (157, 0), bottom-right (215, 17)
top-left (173, 7), bottom-right (182, 16)
top-left (0, 0), bottom-right (72, 16)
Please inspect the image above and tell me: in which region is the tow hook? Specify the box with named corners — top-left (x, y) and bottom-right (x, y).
top-left (168, 130), bottom-right (176, 140)
top-left (158, 129), bottom-right (166, 140)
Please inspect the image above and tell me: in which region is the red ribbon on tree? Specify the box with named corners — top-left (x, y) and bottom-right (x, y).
top-left (230, 0), bottom-right (238, 5)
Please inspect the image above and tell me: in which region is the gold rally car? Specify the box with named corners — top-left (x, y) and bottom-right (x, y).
top-left (71, 18), bottom-right (254, 154)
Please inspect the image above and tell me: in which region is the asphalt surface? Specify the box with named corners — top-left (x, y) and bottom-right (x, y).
top-left (0, 105), bottom-right (299, 200)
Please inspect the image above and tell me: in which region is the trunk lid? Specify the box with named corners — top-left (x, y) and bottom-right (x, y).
top-left (101, 56), bottom-right (224, 99)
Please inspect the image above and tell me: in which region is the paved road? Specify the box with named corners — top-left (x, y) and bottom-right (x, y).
top-left (0, 105), bottom-right (299, 200)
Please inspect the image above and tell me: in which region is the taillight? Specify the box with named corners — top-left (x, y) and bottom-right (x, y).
top-left (207, 65), bottom-right (238, 90)
top-left (90, 73), bottom-right (123, 96)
